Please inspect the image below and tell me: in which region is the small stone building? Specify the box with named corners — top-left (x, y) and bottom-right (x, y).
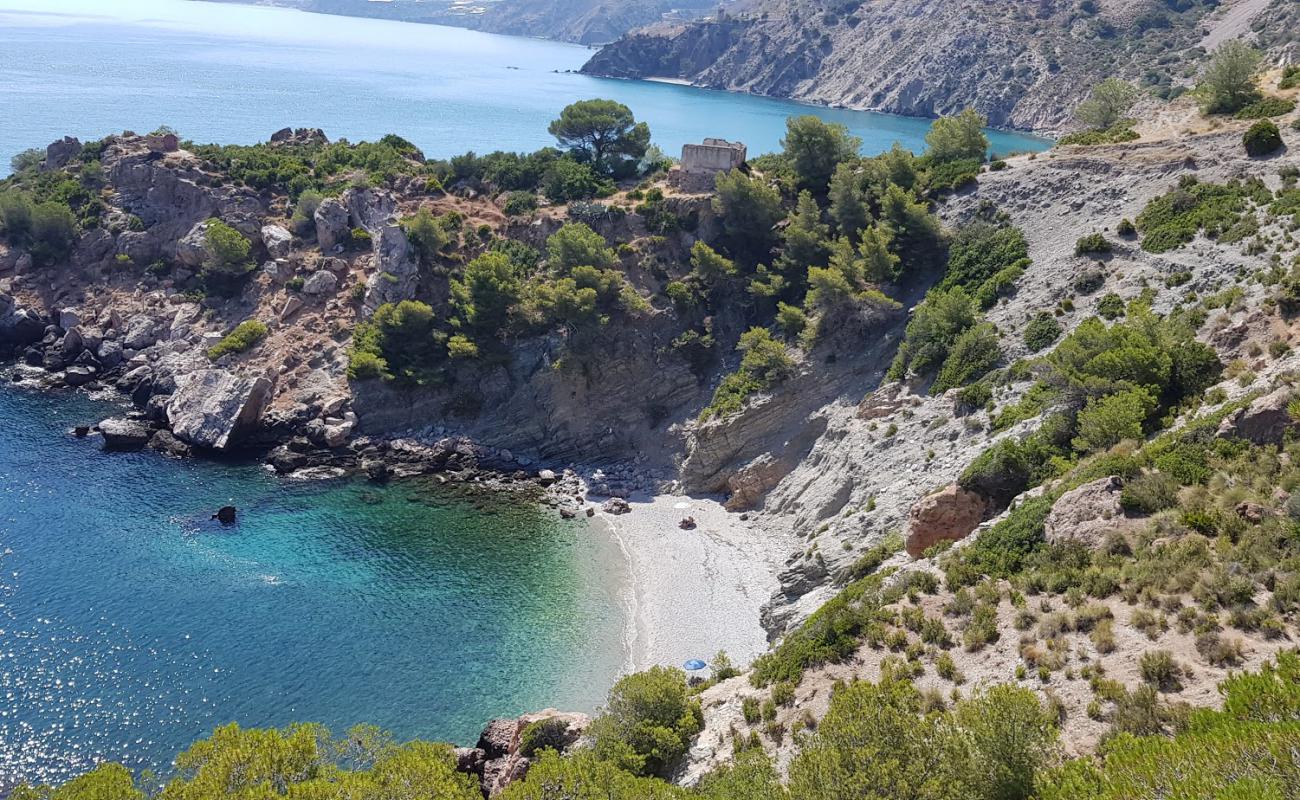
top-left (681, 138), bottom-right (747, 174)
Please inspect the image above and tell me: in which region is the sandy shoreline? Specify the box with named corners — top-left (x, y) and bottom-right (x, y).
top-left (592, 493), bottom-right (789, 674)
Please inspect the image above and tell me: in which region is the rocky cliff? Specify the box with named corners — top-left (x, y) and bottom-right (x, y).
top-left (582, 0), bottom-right (1295, 132)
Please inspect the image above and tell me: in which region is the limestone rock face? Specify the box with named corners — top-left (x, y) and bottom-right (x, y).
top-left (314, 198), bottom-right (350, 252)
top-left (166, 369), bottom-right (273, 450)
top-left (260, 224), bottom-right (294, 259)
top-left (363, 225), bottom-right (419, 309)
top-left (725, 453), bottom-right (788, 512)
top-left (122, 316), bottom-right (160, 350)
top-left (904, 484), bottom-right (986, 558)
top-left (1217, 387), bottom-right (1296, 445)
top-left (302, 270), bottom-right (338, 296)
top-left (42, 136), bottom-right (82, 171)
top-left (175, 220), bottom-right (214, 268)
top-left (1044, 476), bottom-right (1130, 549)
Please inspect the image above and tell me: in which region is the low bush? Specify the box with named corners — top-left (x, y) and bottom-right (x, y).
top-left (1119, 472), bottom-right (1178, 514)
top-left (1023, 312), bottom-right (1062, 352)
top-left (1233, 96), bottom-right (1296, 119)
top-left (1243, 120), bottom-right (1283, 157)
top-left (1075, 232), bottom-right (1111, 256)
top-left (207, 319), bottom-right (268, 360)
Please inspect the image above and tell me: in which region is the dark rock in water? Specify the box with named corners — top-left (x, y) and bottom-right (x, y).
top-left (63, 365), bottom-right (97, 387)
top-left (22, 346), bottom-right (43, 367)
top-left (362, 458), bottom-right (390, 482)
top-left (148, 429), bottom-right (192, 458)
top-left (267, 444), bottom-right (309, 474)
top-left (585, 507), bottom-right (595, 517)
top-left (98, 417), bottom-right (151, 450)
top-left (213, 506), bottom-right (237, 524)
top-left (73, 425), bottom-right (90, 438)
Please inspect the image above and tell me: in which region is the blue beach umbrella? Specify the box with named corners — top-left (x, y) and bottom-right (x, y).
top-left (683, 659), bottom-right (707, 671)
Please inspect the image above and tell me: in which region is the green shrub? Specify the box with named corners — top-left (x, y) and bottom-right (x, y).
top-left (1233, 96), bottom-right (1296, 119)
top-left (518, 717), bottom-right (574, 757)
top-left (932, 322), bottom-right (1001, 394)
top-left (1072, 386), bottom-right (1156, 453)
top-left (348, 300), bottom-right (444, 384)
top-left (590, 666), bottom-right (702, 777)
top-left (1135, 179), bottom-right (1264, 253)
top-left (1096, 293), bottom-right (1125, 319)
top-left (888, 287), bottom-right (979, 380)
top-left (502, 191), bottom-right (539, 216)
top-left (1023, 312), bottom-right (1062, 352)
top-left (1243, 120), bottom-right (1283, 157)
top-left (700, 329), bottom-right (794, 421)
top-left (207, 320), bottom-right (268, 360)
top-left (1057, 120), bottom-right (1140, 146)
top-left (402, 208), bottom-right (456, 265)
top-left (942, 223), bottom-right (1028, 293)
top-left (1075, 232), bottom-right (1111, 256)
top-left (1119, 472), bottom-right (1178, 514)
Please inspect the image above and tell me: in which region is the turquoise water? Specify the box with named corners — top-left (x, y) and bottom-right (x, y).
top-left (0, 0), bottom-right (1049, 172)
top-left (0, 386), bottom-right (625, 788)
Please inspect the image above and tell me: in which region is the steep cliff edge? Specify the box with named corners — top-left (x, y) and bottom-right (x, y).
top-left (583, 0), bottom-right (1295, 132)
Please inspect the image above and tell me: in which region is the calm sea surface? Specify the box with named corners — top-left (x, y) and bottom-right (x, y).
top-left (0, 386), bottom-right (625, 787)
top-left (0, 0), bottom-right (1047, 787)
top-left (0, 0), bottom-right (1049, 171)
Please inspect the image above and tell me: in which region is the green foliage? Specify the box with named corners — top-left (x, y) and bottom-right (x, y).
top-left (1074, 232), bottom-right (1111, 256)
top-left (203, 218), bottom-right (251, 274)
top-left (828, 162), bottom-right (871, 238)
top-left (403, 208), bottom-right (457, 265)
top-left (878, 183), bottom-right (947, 277)
top-left (1119, 471), bottom-right (1178, 514)
top-left (451, 251), bottom-right (522, 338)
top-left (207, 320), bottom-right (268, 361)
top-left (713, 170), bottom-right (784, 264)
top-left (547, 222), bottom-right (615, 272)
top-left (548, 99), bottom-right (650, 176)
top-left (1243, 120), bottom-right (1283, 157)
top-left (591, 667), bottom-right (703, 777)
top-left (348, 300), bottom-right (444, 384)
top-left (518, 717), bottom-right (575, 758)
top-left (932, 322), bottom-right (1001, 395)
top-left (0, 189), bottom-right (78, 267)
top-left (751, 575), bottom-right (886, 686)
top-left (1074, 79), bottom-right (1141, 131)
top-left (701, 328), bottom-right (795, 421)
top-left (924, 108), bottom-right (990, 164)
top-left (1097, 293), bottom-right (1125, 320)
top-left (889, 287), bottom-right (979, 381)
top-left (503, 191), bottom-right (539, 216)
top-left (923, 157), bottom-right (983, 193)
top-left (942, 223), bottom-right (1028, 294)
top-left (13, 722), bottom-right (481, 800)
top-left (1198, 40), bottom-right (1263, 114)
top-left (1037, 654), bottom-right (1300, 799)
top-left (781, 115), bottom-right (861, 193)
top-left (690, 241), bottom-right (736, 283)
top-left (1234, 96), bottom-right (1296, 119)
top-left (1072, 387), bottom-right (1156, 452)
top-left (1056, 120), bottom-right (1140, 147)
top-left (542, 157), bottom-right (611, 202)
top-left (788, 679), bottom-right (1056, 800)
top-left (504, 750), bottom-right (689, 800)
top-left (1023, 312), bottom-right (1062, 353)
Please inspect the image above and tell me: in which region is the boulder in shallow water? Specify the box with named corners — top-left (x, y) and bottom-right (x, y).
top-left (213, 506), bottom-right (237, 524)
top-left (166, 369), bottom-right (272, 450)
top-left (98, 417), bottom-right (151, 450)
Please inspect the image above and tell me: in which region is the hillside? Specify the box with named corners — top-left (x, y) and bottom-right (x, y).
top-left (5, 59), bottom-right (1300, 797)
top-left (212, 0), bottom-right (717, 45)
top-left (582, 0), bottom-right (1297, 132)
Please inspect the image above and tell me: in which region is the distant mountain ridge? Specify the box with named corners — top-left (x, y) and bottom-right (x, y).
top-left (207, 0), bottom-right (718, 45)
top-left (580, 0), bottom-right (1297, 132)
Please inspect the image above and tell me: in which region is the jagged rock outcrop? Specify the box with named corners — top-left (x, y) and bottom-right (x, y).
top-left (582, 0), bottom-right (1292, 132)
top-left (363, 225), bottom-right (419, 309)
top-left (904, 484), bottom-right (986, 558)
top-left (1217, 387), bottom-right (1296, 445)
top-left (314, 198), bottom-right (351, 252)
top-left (1044, 476), bottom-right (1133, 550)
top-left (166, 369), bottom-right (273, 450)
top-left (261, 224), bottom-right (294, 259)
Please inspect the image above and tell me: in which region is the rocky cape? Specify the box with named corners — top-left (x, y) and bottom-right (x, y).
top-left (581, 0), bottom-right (1299, 133)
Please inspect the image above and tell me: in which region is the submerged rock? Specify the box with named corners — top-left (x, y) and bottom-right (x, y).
top-left (213, 506), bottom-right (237, 524)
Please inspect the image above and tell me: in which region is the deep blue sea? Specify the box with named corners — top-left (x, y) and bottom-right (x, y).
top-left (0, 0), bottom-right (1048, 172)
top-left (0, 386), bottom-right (625, 788)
